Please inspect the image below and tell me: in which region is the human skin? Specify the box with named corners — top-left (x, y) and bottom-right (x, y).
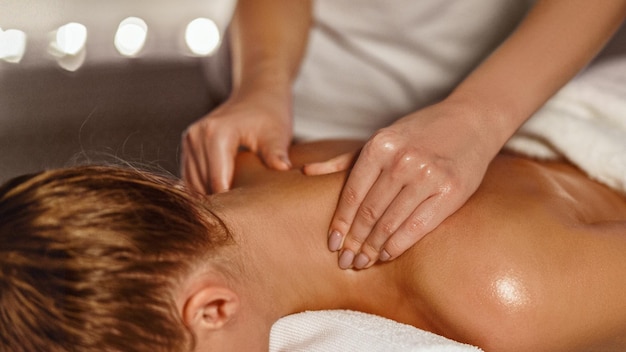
top-left (306, 0), bottom-right (626, 270)
top-left (181, 0), bottom-right (626, 271)
top-left (181, 0), bottom-right (312, 194)
top-left (179, 140), bottom-right (626, 352)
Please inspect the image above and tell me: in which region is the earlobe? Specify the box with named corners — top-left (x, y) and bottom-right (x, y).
top-left (183, 286), bottom-right (240, 331)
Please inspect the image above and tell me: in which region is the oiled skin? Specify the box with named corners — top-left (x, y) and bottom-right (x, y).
top-left (219, 140), bottom-right (626, 352)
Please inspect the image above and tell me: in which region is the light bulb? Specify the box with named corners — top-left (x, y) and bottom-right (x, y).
top-left (185, 18), bottom-right (220, 56)
top-left (0, 28), bottom-right (28, 63)
top-left (115, 17), bottom-right (148, 57)
top-left (56, 22), bottom-right (87, 56)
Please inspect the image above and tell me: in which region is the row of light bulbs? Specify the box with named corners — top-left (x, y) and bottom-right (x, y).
top-left (0, 16), bottom-right (221, 71)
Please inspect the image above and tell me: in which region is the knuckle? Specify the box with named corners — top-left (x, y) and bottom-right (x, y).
top-left (383, 239), bottom-right (402, 255)
top-left (182, 131), bottom-right (193, 146)
top-left (345, 234), bottom-right (365, 248)
top-left (356, 204), bottom-right (379, 225)
top-left (389, 149), bottom-right (420, 176)
top-left (383, 237), bottom-right (409, 257)
top-left (183, 123), bottom-right (201, 140)
top-left (387, 227), bottom-right (424, 253)
top-left (377, 220), bottom-right (396, 238)
top-left (181, 126), bottom-right (191, 139)
top-left (406, 216), bottom-right (428, 234)
top-left (413, 159), bottom-right (448, 183)
top-left (435, 167), bottom-right (465, 195)
top-left (439, 178), bottom-right (457, 195)
top-left (202, 118), bottom-right (221, 132)
top-left (332, 214), bottom-right (352, 231)
top-left (360, 240), bottom-right (380, 256)
top-left (340, 185), bottom-right (361, 207)
top-left (417, 161), bottom-right (437, 178)
top-left (365, 130), bottom-right (401, 157)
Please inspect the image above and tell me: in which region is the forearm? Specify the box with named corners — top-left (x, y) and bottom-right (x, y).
top-left (230, 0), bottom-right (312, 97)
top-left (448, 0), bottom-right (626, 155)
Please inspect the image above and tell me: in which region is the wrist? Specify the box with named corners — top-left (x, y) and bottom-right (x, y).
top-left (232, 68), bottom-right (293, 104)
top-left (235, 61), bottom-right (292, 92)
top-left (441, 91), bottom-right (520, 158)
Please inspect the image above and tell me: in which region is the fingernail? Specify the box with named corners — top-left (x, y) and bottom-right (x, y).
top-left (279, 155), bottom-right (292, 169)
top-left (379, 249), bottom-right (391, 262)
top-left (354, 253), bottom-right (370, 269)
top-left (339, 250), bottom-right (355, 269)
top-left (328, 230), bottom-right (343, 252)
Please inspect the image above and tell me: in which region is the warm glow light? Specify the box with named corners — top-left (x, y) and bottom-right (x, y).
top-left (115, 17), bottom-right (148, 57)
top-left (0, 27), bottom-right (27, 63)
top-left (56, 48), bottom-right (86, 72)
top-left (56, 22), bottom-right (87, 56)
top-left (185, 18), bottom-right (220, 56)
top-left (48, 22), bottom-right (87, 71)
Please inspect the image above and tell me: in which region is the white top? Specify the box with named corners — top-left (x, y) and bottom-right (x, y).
top-left (293, 0), bottom-right (534, 140)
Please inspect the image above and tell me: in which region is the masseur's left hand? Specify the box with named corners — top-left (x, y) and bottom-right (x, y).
top-left (304, 99), bottom-right (496, 270)
top-left (305, 0), bottom-right (626, 270)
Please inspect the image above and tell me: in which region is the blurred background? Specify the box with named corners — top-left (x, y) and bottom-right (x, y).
top-left (1, 1), bottom-right (625, 184)
top-left (0, 0), bottom-right (234, 182)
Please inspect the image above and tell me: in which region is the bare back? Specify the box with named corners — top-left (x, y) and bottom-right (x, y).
top-left (230, 140), bottom-right (626, 352)
top-left (392, 154), bottom-right (626, 351)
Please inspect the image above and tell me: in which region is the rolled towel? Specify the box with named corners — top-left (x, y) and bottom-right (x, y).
top-left (505, 57), bottom-right (626, 194)
top-left (270, 310), bottom-right (483, 352)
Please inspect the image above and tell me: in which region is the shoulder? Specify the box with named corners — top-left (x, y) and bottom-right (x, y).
top-left (396, 154), bottom-right (626, 350)
top-left (232, 140), bottom-right (364, 188)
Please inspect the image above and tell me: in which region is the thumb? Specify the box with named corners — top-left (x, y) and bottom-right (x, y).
top-left (259, 140), bottom-right (292, 171)
top-left (302, 152), bottom-right (355, 175)
top-left (207, 133), bottom-right (239, 193)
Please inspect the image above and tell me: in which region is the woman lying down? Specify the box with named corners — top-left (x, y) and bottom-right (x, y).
top-left (1, 140), bottom-right (625, 352)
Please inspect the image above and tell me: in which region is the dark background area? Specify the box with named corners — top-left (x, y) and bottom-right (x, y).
top-left (1, 9), bottom-right (624, 184)
top-left (0, 0), bottom-right (233, 183)
top-left (0, 60), bottom-right (215, 182)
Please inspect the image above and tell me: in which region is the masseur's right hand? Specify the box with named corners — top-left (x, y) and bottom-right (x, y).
top-left (181, 0), bottom-right (311, 194)
top-left (182, 86), bottom-right (293, 194)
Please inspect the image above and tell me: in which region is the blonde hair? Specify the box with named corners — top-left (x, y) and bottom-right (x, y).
top-left (0, 166), bottom-right (232, 351)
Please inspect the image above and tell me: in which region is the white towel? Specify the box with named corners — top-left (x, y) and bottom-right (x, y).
top-left (269, 310), bottom-right (483, 352)
top-left (505, 57), bottom-right (626, 193)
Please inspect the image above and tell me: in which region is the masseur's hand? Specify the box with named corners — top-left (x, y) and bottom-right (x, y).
top-left (304, 100), bottom-right (495, 269)
top-left (304, 0), bottom-right (626, 270)
top-left (182, 87), bottom-right (293, 194)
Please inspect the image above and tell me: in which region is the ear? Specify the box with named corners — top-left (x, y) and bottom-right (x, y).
top-left (182, 285), bottom-right (240, 332)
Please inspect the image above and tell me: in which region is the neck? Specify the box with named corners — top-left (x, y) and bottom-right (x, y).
top-left (212, 170), bottom-right (402, 328)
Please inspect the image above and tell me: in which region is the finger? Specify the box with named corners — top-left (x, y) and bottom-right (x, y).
top-left (206, 134), bottom-right (239, 193)
top-left (182, 153), bottom-right (206, 194)
top-left (302, 152), bottom-right (355, 175)
top-left (181, 131), bottom-right (209, 194)
top-left (329, 154), bottom-right (382, 265)
top-left (351, 183), bottom-right (435, 269)
top-left (359, 182), bottom-right (439, 267)
top-left (380, 193), bottom-right (457, 261)
top-left (340, 170), bottom-right (406, 269)
top-left (259, 137), bottom-right (292, 171)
